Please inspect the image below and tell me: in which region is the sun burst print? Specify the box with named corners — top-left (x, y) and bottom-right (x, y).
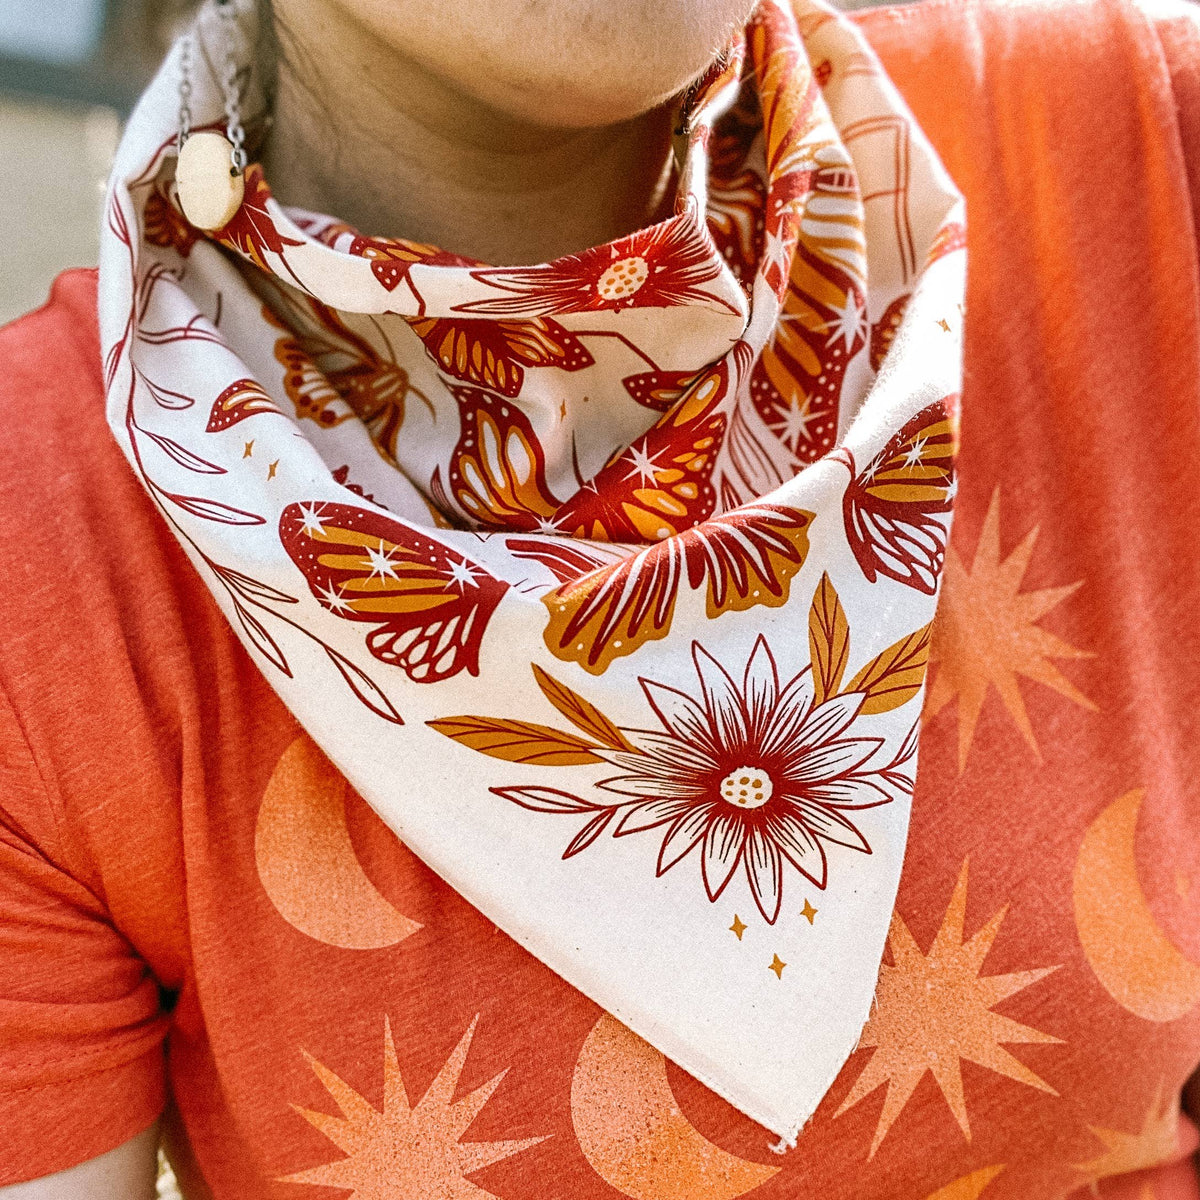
top-left (924, 488), bottom-right (1095, 771)
top-left (1072, 1084), bottom-right (1182, 1189)
top-left (836, 858), bottom-right (1061, 1158)
top-left (283, 1015), bottom-right (548, 1198)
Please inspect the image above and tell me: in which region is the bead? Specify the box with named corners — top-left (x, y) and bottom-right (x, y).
top-left (176, 131), bottom-right (245, 231)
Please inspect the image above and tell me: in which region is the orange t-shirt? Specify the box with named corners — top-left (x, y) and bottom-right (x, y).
top-left (2, 1), bottom-right (1200, 1196)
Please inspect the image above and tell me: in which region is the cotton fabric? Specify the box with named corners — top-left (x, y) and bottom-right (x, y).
top-left (99, 0), bottom-right (965, 1138)
top-left (0, 0), bottom-right (1198, 1196)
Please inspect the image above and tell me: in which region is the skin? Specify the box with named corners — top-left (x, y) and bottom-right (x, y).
top-left (259, 0), bottom-right (758, 263)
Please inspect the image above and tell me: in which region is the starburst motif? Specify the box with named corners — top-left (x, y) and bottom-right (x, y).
top-left (1072, 1084), bottom-right (1181, 1189)
top-left (363, 541), bottom-right (400, 580)
top-left (776, 396), bottom-right (819, 452)
top-left (624, 444), bottom-right (664, 486)
top-left (836, 858), bottom-right (1060, 1158)
top-left (820, 287), bottom-right (866, 354)
top-left (925, 488), bottom-right (1095, 771)
top-left (316, 580), bottom-right (354, 615)
top-left (446, 559), bottom-right (481, 592)
top-left (298, 503), bottom-right (327, 538)
top-left (283, 1016), bottom-right (548, 1199)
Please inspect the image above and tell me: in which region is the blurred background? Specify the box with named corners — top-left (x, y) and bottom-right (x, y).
top-left (0, 0), bottom-right (196, 323)
top-left (0, 0), bottom-right (893, 326)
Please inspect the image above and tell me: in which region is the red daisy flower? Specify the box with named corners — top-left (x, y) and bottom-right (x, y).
top-left (454, 217), bottom-right (739, 317)
top-left (596, 637), bottom-right (898, 924)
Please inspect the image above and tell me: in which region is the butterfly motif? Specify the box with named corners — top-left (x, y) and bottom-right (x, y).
top-left (279, 501), bottom-right (509, 682)
top-left (838, 397), bottom-right (958, 595)
top-left (509, 503), bottom-right (813, 674)
top-left (445, 385), bottom-right (561, 530)
top-left (404, 315), bottom-right (593, 398)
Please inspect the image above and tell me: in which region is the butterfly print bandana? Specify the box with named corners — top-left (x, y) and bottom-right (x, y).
top-left (100, 0), bottom-right (965, 1139)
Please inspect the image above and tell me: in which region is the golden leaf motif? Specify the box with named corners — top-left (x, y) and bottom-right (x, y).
top-left (427, 716), bottom-right (604, 766)
top-left (847, 623), bottom-right (932, 715)
top-left (532, 665), bottom-right (634, 752)
top-left (809, 572), bottom-right (849, 705)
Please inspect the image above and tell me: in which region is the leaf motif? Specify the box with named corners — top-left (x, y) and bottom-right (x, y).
top-left (211, 565), bottom-right (298, 606)
top-left (490, 786), bottom-right (602, 814)
top-left (233, 599), bottom-right (291, 676)
top-left (142, 376), bottom-right (196, 410)
top-left (531, 665), bottom-right (633, 752)
top-left (563, 809), bottom-right (617, 859)
top-left (809, 572), bottom-right (849, 705)
top-left (847, 623), bottom-right (932, 715)
top-left (427, 716), bottom-right (604, 766)
top-left (206, 378), bottom-right (284, 432)
top-left (165, 492), bottom-right (266, 525)
top-left (325, 647), bottom-right (404, 725)
top-left (142, 428), bottom-right (226, 475)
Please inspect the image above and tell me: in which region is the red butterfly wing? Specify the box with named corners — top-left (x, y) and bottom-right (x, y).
top-left (279, 501), bottom-right (509, 682)
top-left (841, 397), bottom-right (958, 595)
top-left (405, 316), bottom-right (593, 398)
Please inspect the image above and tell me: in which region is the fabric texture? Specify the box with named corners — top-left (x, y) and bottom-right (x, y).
top-left (0, 0), bottom-right (1197, 1195)
top-left (98, 0), bottom-right (965, 1139)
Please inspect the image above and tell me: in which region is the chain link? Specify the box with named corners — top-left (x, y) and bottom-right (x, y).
top-left (177, 33), bottom-right (193, 153)
top-left (217, 0), bottom-right (247, 173)
top-left (177, 0), bottom-right (247, 175)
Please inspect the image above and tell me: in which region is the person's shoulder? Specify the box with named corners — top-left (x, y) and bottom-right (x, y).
top-left (855, 0), bottom-right (1197, 63)
top-left (0, 267), bottom-right (102, 397)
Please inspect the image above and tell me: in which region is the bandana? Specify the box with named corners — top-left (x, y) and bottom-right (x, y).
top-left (100, 0), bottom-right (965, 1140)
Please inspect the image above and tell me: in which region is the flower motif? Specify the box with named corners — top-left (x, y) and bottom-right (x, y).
top-left (597, 637), bottom-right (895, 923)
top-left (453, 217), bottom-right (739, 317)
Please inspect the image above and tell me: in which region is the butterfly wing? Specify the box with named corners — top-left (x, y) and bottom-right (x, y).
top-left (279, 501), bottom-right (509, 682)
top-left (841, 397), bottom-right (958, 594)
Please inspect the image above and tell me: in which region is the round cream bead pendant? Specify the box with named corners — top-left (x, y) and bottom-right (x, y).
top-left (176, 131), bottom-right (245, 231)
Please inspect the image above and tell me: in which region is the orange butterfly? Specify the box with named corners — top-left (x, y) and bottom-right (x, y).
top-left (838, 397), bottom-right (958, 595)
top-left (279, 501), bottom-right (509, 682)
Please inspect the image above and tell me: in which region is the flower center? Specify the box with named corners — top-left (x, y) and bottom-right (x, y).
top-left (719, 766), bottom-right (774, 809)
top-left (597, 256), bottom-right (649, 302)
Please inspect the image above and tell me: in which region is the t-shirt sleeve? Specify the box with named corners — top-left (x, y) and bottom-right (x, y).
top-left (0, 681), bottom-right (168, 1185)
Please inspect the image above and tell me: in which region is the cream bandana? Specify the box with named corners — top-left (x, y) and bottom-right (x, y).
top-left (100, 0), bottom-right (965, 1140)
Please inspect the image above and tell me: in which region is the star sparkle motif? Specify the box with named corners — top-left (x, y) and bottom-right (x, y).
top-left (624, 444), bottom-right (664, 486)
top-left (937, 318), bottom-right (952, 332)
top-left (820, 288), bottom-right (866, 354)
top-left (445, 558), bottom-right (480, 592)
top-left (730, 915), bottom-right (748, 941)
top-left (769, 954), bottom-right (787, 979)
top-left (283, 1016), bottom-right (547, 1198)
top-left (363, 541), bottom-right (400, 580)
top-left (268, 459), bottom-right (279, 480)
top-left (316, 581), bottom-right (354, 615)
top-left (926, 488), bottom-right (1095, 771)
top-left (298, 503), bottom-right (327, 538)
top-left (243, 440), bottom-right (254, 458)
top-left (776, 396), bottom-right (819, 452)
top-left (835, 858), bottom-right (1060, 1157)
top-left (800, 900), bottom-right (818, 925)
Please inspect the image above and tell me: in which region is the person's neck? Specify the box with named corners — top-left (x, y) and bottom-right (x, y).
top-left (259, 3), bottom-right (681, 266)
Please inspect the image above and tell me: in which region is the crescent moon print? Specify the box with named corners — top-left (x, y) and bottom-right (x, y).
top-left (255, 737), bottom-right (422, 949)
top-left (1073, 788), bottom-right (1200, 1021)
top-left (571, 1013), bottom-right (780, 1200)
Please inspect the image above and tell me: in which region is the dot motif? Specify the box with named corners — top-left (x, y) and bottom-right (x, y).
top-left (597, 256), bottom-right (650, 303)
top-left (719, 766), bottom-right (774, 809)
